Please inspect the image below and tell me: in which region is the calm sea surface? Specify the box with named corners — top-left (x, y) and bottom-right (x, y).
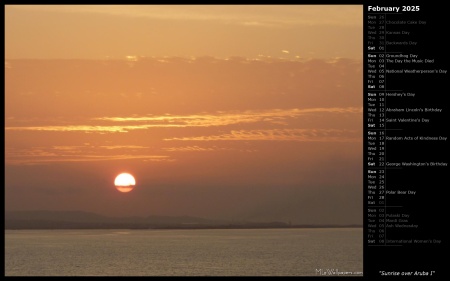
top-left (5, 228), bottom-right (363, 276)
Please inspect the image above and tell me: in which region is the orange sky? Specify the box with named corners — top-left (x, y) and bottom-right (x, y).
top-left (5, 5), bottom-right (362, 60)
top-left (5, 5), bottom-right (363, 224)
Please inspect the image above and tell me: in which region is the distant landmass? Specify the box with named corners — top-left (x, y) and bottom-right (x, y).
top-left (5, 210), bottom-right (362, 230)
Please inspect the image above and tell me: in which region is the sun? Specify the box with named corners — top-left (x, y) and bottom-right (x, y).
top-left (114, 173), bottom-right (136, 193)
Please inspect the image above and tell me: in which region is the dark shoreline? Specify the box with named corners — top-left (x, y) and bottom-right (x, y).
top-left (5, 224), bottom-right (363, 230)
top-left (5, 211), bottom-right (362, 230)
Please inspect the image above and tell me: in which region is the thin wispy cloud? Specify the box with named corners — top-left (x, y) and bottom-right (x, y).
top-left (6, 154), bottom-right (171, 165)
top-left (162, 145), bottom-right (255, 152)
top-left (95, 107), bottom-right (362, 122)
top-left (98, 145), bottom-right (148, 150)
top-left (5, 145), bottom-right (170, 165)
top-left (5, 107), bottom-right (361, 133)
top-left (4, 124), bottom-right (184, 133)
top-left (165, 129), bottom-right (361, 142)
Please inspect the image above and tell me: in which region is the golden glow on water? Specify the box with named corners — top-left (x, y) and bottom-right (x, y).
top-left (4, 228), bottom-right (363, 276)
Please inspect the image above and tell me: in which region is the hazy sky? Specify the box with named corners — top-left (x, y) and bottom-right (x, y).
top-left (5, 5), bottom-right (363, 224)
top-left (5, 5), bottom-right (362, 60)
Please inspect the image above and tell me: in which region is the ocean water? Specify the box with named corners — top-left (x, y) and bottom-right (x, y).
top-left (5, 228), bottom-right (363, 276)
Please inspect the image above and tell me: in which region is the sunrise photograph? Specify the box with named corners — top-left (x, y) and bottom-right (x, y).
top-left (5, 5), bottom-right (363, 276)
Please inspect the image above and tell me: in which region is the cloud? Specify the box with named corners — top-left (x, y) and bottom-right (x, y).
top-left (5, 107), bottom-right (362, 133)
top-left (96, 107), bottom-right (361, 126)
top-left (165, 129), bottom-right (361, 142)
top-left (98, 145), bottom-right (148, 150)
top-left (4, 124), bottom-right (183, 133)
top-left (240, 21), bottom-right (279, 27)
top-left (162, 145), bottom-right (254, 152)
top-left (5, 145), bottom-right (170, 165)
